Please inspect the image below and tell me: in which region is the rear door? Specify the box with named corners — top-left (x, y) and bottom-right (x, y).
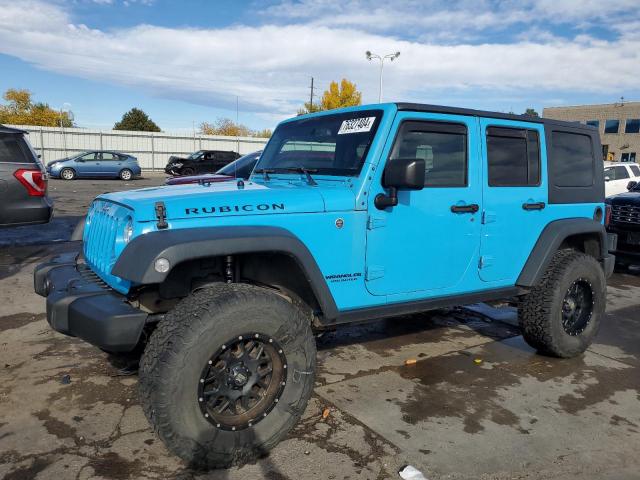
top-left (479, 119), bottom-right (546, 284)
top-left (365, 112), bottom-right (483, 296)
top-left (99, 152), bottom-right (121, 177)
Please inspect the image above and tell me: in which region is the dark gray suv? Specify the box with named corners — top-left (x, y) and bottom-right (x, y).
top-left (0, 125), bottom-right (52, 227)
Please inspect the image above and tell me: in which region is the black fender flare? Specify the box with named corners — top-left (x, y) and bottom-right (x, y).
top-left (111, 226), bottom-right (339, 319)
top-left (516, 218), bottom-right (608, 287)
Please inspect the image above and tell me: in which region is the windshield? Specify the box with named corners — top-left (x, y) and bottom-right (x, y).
top-left (255, 110), bottom-right (383, 176)
top-left (218, 151), bottom-right (261, 177)
top-left (188, 150), bottom-right (204, 160)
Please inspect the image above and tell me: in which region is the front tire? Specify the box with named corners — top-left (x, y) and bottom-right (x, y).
top-left (139, 283), bottom-right (316, 469)
top-left (181, 167), bottom-right (195, 176)
top-left (518, 249), bottom-right (605, 358)
top-left (60, 167), bottom-right (76, 180)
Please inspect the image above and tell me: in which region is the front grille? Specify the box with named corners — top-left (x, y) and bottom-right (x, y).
top-left (611, 204), bottom-right (640, 225)
top-left (83, 201), bottom-right (120, 277)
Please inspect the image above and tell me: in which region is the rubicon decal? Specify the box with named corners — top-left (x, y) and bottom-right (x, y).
top-left (185, 203), bottom-right (285, 215)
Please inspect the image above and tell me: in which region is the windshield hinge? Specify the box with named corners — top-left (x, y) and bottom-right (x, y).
top-left (154, 201), bottom-right (168, 230)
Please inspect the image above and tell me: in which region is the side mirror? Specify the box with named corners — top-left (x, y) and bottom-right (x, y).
top-left (375, 158), bottom-right (425, 209)
top-left (604, 176), bottom-right (611, 182)
top-left (627, 181), bottom-right (637, 191)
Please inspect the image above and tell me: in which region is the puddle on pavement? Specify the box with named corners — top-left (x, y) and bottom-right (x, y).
top-left (395, 337), bottom-right (639, 433)
top-left (0, 313), bottom-right (44, 332)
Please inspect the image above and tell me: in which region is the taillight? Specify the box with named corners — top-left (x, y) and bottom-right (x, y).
top-left (14, 169), bottom-right (46, 197)
top-left (605, 204), bottom-right (612, 227)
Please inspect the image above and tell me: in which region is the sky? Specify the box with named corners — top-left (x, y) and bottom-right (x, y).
top-left (0, 0), bottom-right (639, 132)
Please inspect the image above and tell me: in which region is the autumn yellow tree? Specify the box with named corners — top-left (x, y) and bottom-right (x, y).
top-left (0, 89), bottom-right (73, 127)
top-left (320, 79), bottom-right (362, 110)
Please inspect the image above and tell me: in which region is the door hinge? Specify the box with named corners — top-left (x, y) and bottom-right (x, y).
top-left (482, 211), bottom-right (496, 224)
top-left (367, 216), bottom-right (386, 230)
top-left (366, 266), bottom-right (385, 281)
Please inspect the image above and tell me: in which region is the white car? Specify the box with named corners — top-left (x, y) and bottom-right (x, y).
top-left (604, 162), bottom-right (640, 197)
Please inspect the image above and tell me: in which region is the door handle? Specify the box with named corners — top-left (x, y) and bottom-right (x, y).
top-left (522, 202), bottom-right (546, 211)
top-left (451, 204), bottom-right (479, 214)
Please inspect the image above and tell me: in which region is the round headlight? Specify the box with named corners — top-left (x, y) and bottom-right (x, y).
top-left (123, 218), bottom-right (134, 244)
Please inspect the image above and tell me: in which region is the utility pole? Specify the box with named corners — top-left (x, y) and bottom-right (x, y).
top-left (236, 96), bottom-right (240, 154)
top-left (309, 77), bottom-right (316, 110)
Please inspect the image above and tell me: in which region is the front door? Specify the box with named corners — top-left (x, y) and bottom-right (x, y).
top-left (365, 113), bottom-right (482, 296)
top-left (479, 119), bottom-right (547, 283)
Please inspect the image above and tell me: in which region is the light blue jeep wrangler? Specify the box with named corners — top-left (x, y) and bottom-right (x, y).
top-left (35, 103), bottom-right (614, 468)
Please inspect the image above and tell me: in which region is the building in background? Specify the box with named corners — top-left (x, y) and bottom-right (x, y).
top-left (543, 101), bottom-right (640, 163)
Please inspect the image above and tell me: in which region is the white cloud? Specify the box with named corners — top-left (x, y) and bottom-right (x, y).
top-left (0, 0), bottom-right (638, 122)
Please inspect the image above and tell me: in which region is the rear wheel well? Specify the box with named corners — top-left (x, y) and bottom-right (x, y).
top-left (559, 232), bottom-right (602, 259)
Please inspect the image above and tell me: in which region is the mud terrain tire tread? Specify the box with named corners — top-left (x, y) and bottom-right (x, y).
top-left (139, 283), bottom-right (316, 469)
top-left (518, 249), bottom-right (605, 358)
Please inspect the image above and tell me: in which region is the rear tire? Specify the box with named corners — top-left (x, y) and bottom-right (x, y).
top-left (60, 168), bottom-right (75, 180)
top-left (138, 283), bottom-right (316, 469)
top-left (518, 249), bottom-right (605, 358)
top-left (119, 168), bottom-right (133, 181)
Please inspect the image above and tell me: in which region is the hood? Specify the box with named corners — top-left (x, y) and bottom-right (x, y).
top-left (607, 190), bottom-right (640, 205)
top-left (165, 174), bottom-right (233, 185)
top-left (168, 155), bottom-right (187, 163)
top-left (99, 180), bottom-right (337, 222)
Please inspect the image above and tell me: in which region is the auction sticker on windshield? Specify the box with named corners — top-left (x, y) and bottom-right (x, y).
top-left (338, 117), bottom-right (376, 135)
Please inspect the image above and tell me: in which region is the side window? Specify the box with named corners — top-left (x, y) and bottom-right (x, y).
top-left (630, 164), bottom-right (640, 177)
top-left (389, 121), bottom-right (467, 187)
top-left (79, 153), bottom-right (96, 161)
top-left (551, 131), bottom-right (594, 187)
top-left (614, 166), bottom-right (630, 179)
top-left (101, 152), bottom-right (116, 161)
top-left (486, 127), bottom-right (540, 187)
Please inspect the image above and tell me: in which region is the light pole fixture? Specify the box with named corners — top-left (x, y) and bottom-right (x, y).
top-left (366, 50), bottom-right (400, 103)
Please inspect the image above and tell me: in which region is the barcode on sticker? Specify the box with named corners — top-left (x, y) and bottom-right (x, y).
top-left (338, 117), bottom-right (376, 135)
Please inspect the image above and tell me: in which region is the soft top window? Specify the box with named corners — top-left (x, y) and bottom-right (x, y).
top-left (551, 131), bottom-right (594, 188)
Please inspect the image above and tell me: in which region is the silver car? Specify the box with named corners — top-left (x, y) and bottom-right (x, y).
top-left (0, 125), bottom-right (52, 227)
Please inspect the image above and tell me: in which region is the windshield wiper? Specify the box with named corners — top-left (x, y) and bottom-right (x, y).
top-left (278, 167), bottom-right (318, 186)
top-left (254, 168), bottom-right (275, 181)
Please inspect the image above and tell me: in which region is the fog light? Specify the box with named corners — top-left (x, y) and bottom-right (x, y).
top-left (154, 258), bottom-right (170, 273)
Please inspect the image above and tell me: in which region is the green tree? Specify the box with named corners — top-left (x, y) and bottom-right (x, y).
top-left (0, 88), bottom-right (73, 127)
top-left (113, 108), bottom-right (161, 132)
top-left (524, 108), bottom-right (539, 117)
top-left (320, 79), bottom-right (362, 111)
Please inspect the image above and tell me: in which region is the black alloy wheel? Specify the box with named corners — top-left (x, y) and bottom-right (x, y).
top-left (561, 278), bottom-right (594, 336)
top-left (197, 333), bottom-right (286, 431)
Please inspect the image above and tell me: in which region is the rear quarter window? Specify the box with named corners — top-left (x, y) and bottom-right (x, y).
top-left (551, 131), bottom-right (594, 187)
top-left (0, 134), bottom-right (35, 164)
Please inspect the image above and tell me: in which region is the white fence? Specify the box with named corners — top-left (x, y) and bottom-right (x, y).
top-left (8, 125), bottom-right (269, 170)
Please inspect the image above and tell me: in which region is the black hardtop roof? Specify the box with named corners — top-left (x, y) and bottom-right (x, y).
top-left (0, 124), bottom-right (28, 135)
top-left (395, 103), bottom-right (596, 131)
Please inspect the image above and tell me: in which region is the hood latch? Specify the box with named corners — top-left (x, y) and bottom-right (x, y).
top-left (154, 201), bottom-right (168, 229)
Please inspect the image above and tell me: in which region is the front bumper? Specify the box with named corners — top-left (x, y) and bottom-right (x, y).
top-left (34, 252), bottom-right (147, 352)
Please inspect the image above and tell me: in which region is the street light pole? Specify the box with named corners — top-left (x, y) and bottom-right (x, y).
top-left (366, 51), bottom-right (400, 103)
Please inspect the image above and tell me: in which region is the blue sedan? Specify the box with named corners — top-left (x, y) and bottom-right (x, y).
top-left (47, 151), bottom-right (141, 181)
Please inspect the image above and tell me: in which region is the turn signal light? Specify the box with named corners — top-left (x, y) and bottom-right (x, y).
top-left (14, 169), bottom-right (46, 197)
